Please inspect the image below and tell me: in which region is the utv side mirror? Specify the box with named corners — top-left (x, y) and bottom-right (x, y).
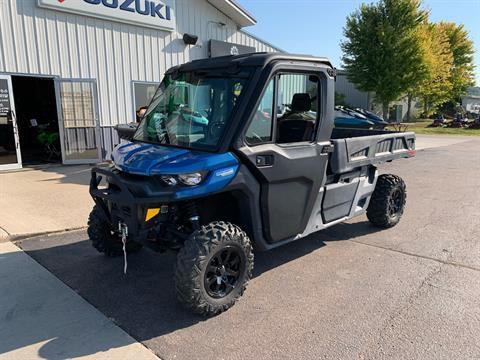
top-left (115, 123), bottom-right (137, 141)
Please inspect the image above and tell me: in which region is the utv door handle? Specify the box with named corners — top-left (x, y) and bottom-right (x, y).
top-left (321, 144), bottom-right (335, 154)
top-left (255, 155), bottom-right (274, 167)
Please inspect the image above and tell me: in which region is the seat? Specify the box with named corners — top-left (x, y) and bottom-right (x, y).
top-left (277, 93), bottom-right (315, 143)
top-left (290, 93), bottom-right (311, 114)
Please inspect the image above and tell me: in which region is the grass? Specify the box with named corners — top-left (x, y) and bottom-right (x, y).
top-left (399, 120), bottom-right (480, 136)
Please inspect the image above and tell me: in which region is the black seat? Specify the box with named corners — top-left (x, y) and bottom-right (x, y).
top-left (290, 93), bottom-right (311, 114)
top-left (277, 93), bottom-right (315, 143)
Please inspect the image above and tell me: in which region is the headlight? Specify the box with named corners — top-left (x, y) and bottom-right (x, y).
top-left (160, 172), bottom-right (205, 186)
top-left (161, 175), bottom-right (178, 186)
top-left (178, 172), bottom-right (203, 186)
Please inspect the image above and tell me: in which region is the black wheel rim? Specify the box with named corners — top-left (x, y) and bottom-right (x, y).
top-left (388, 188), bottom-right (404, 217)
top-left (204, 245), bottom-right (244, 299)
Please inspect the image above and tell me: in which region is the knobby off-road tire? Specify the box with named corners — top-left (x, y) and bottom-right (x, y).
top-left (367, 174), bottom-right (406, 228)
top-left (87, 205), bottom-right (142, 257)
top-left (175, 221), bottom-right (254, 316)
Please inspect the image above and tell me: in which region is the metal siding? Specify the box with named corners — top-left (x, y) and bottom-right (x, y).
top-left (335, 73), bottom-right (370, 109)
top-left (100, 126), bottom-right (120, 160)
top-left (0, 2), bottom-right (5, 70)
top-left (0, 0), bottom-right (280, 159)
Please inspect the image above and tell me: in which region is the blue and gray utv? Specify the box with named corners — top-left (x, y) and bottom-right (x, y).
top-left (89, 54), bottom-right (416, 316)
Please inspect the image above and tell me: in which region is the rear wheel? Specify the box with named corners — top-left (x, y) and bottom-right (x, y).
top-left (87, 205), bottom-right (142, 257)
top-left (367, 174), bottom-right (406, 228)
top-left (174, 221), bottom-right (254, 316)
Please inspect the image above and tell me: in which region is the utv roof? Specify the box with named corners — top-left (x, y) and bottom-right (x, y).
top-left (167, 53), bottom-right (334, 74)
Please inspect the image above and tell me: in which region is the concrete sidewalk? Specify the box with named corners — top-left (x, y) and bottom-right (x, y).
top-left (0, 164), bottom-right (93, 239)
top-left (0, 135), bottom-right (474, 239)
top-left (0, 241), bottom-right (158, 360)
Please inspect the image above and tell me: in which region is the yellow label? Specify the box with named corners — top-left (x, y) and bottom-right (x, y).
top-left (145, 208), bottom-right (160, 222)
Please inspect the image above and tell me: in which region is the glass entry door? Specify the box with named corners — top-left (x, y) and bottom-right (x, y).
top-left (0, 75), bottom-right (22, 170)
top-left (56, 79), bottom-right (102, 164)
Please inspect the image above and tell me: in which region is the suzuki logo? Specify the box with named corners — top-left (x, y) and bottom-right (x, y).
top-left (39, 0), bottom-right (176, 31)
top-left (81, 0), bottom-right (172, 20)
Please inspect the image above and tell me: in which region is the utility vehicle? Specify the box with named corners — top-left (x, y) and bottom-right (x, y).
top-left (89, 53), bottom-right (416, 316)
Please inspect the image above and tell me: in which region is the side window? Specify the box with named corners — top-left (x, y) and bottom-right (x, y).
top-left (245, 79), bottom-right (274, 145)
top-left (276, 73), bottom-right (320, 144)
top-left (133, 82), bottom-right (158, 122)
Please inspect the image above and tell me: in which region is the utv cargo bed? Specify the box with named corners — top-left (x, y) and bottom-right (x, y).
top-left (330, 128), bottom-right (416, 174)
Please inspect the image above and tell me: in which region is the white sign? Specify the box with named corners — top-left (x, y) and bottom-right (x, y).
top-left (38, 0), bottom-right (176, 31)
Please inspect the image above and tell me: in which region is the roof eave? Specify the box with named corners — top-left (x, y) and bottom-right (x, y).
top-left (207, 0), bottom-right (257, 27)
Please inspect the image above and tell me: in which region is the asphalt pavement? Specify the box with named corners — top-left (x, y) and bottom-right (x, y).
top-left (0, 134), bottom-right (470, 240)
top-left (14, 137), bottom-right (480, 359)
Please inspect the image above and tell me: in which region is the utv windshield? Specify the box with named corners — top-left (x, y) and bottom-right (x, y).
top-left (133, 70), bottom-right (251, 151)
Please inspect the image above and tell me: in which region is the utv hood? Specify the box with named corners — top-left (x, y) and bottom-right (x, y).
top-left (111, 142), bottom-right (238, 176)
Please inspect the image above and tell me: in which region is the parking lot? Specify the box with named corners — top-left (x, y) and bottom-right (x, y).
top-left (11, 138), bottom-right (480, 359)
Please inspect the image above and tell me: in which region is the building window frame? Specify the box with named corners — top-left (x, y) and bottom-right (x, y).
top-left (131, 80), bottom-right (160, 123)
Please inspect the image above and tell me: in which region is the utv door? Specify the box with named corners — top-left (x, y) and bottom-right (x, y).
top-left (237, 71), bottom-right (333, 244)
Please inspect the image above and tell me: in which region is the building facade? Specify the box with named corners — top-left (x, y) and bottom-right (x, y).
top-left (336, 70), bottom-right (420, 121)
top-left (0, 0), bottom-right (280, 170)
top-left (335, 70), bottom-right (370, 110)
top-left (462, 87), bottom-right (480, 114)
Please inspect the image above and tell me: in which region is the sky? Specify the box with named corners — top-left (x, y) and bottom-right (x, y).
top-left (239, 0), bottom-right (480, 85)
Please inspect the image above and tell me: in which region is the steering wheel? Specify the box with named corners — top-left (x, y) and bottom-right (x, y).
top-left (249, 131), bottom-right (264, 143)
top-left (255, 110), bottom-right (271, 123)
top-left (209, 121), bottom-right (225, 139)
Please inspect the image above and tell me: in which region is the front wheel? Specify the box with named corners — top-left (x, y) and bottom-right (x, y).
top-left (367, 174), bottom-right (406, 228)
top-left (87, 205), bottom-right (142, 257)
top-left (174, 221), bottom-right (254, 316)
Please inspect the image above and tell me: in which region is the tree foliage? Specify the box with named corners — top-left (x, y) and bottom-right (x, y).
top-left (341, 0), bottom-right (429, 117)
top-left (439, 22), bottom-right (476, 100)
top-left (415, 23), bottom-right (454, 116)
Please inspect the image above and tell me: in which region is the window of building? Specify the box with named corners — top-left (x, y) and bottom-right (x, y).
top-left (133, 82), bottom-right (158, 121)
top-left (60, 81), bottom-right (96, 129)
top-left (245, 73), bottom-right (321, 146)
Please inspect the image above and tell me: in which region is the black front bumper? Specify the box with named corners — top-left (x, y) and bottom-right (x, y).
top-left (89, 166), bottom-right (171, 243)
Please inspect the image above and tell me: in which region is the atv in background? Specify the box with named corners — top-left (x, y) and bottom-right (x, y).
top-left (448, 113), bottom-right (470, 128)
top-left (89, 53), bottom-right (415, 316)
top-left (469, 114), bottom-right (480, 129)
top-left (429, 114), bottom-right (447, 127)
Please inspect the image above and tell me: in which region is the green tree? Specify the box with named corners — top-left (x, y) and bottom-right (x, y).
top-left (439, 22), bottom-right (475, 100)
top-left (415, 23), bottom-right (454, 116)
top-left (341, 0), bottom-right (429, 119)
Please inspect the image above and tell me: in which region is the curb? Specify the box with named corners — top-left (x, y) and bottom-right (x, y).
top-left (9, 226), bottom-right (88, 242)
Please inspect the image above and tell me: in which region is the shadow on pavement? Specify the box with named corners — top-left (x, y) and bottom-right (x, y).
top-left (17, 220), bottom-right (382, 343)
top-left (0, 246), bottom-right (140, 360)
top-left (31, 164), bottom-right (93, 186)
top-left (322, 220), bottom-right (384, 241)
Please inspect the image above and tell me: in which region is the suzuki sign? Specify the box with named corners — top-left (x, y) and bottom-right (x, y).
top-left (38, 0), bottom-right (176, 31)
